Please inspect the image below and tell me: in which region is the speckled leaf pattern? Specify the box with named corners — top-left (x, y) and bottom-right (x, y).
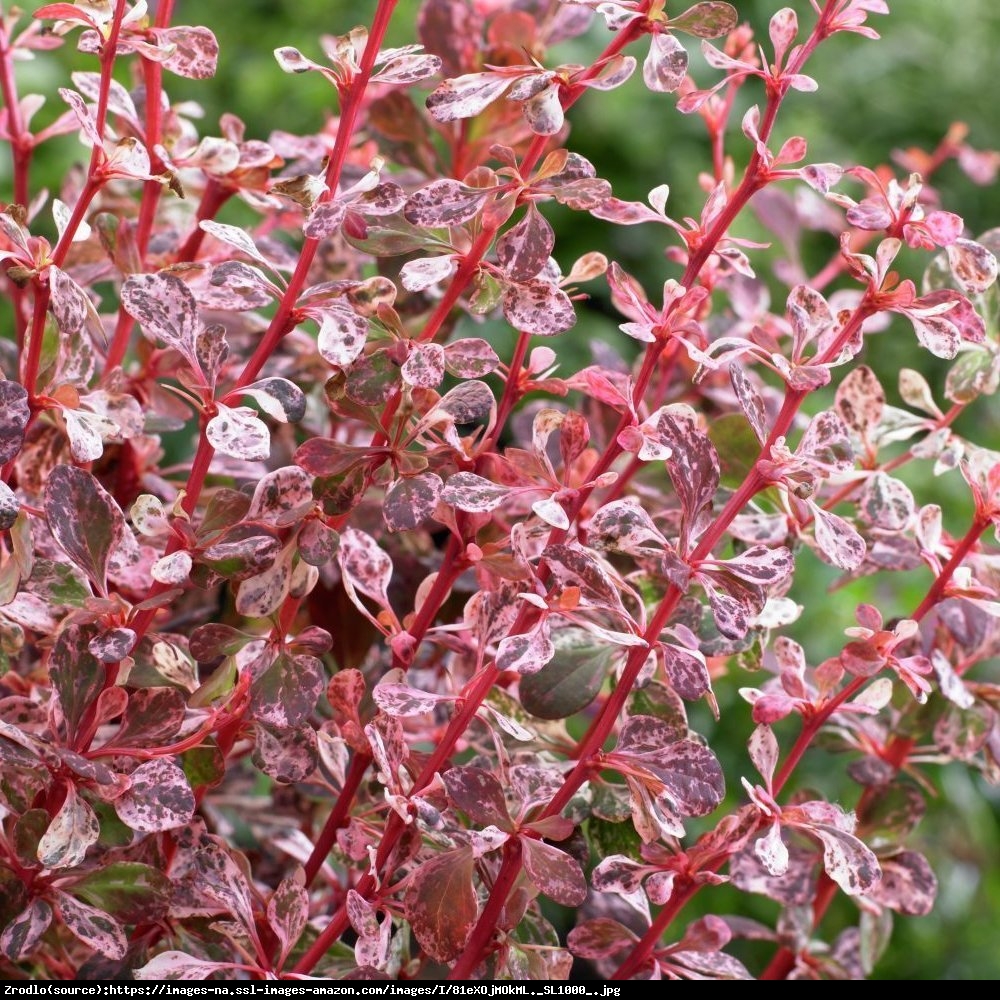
top-left (0, 898), bottom-right (52, 961)
top-left (497, 204), bottom-right (555, 282)
top-left (502, 278), bottom-right (576, 335)
top-left (809, 500), bottom-right (867, 570)
top-left (37, 782), bottom-right (99, 869)
top-left (425, 71), bottom-right (513, 122)
top-left (158, 25), bottom-right (219, 79)
top-left (316, 303), bottom-right (370, 368)
top-left (521, 837), bottom-right (587, 906)
top-left (729, 362), bottom-right (769, 445)
top-left (496, 619), bottom-right (555, 675)
top-left (52, 890), bottom-right (126, 959)
top-left (206, 403), bottom-right (271, 461)
top-left (241, 377), bottom-right (306, 423)
top-left (49, 624), bottom-right (103, 742)
top-left (404, 179), bottom-right (490, 227)
top-left (121, 271), bottom-right (201, 373)
top-left (250, 652), bottom-right (324, 729)
top-left (383, 472), bottom-right (443, 531)
top-left (0, 378), bottom-right (29, 465)
top-left (114, 759), bottom-right (195, 832)
top-left (267, 869), bottom-right (308, 964)
top-left (44, 465), bottom-right (127, 594)
top-left (403, 846), bottom-right (478, 962)
top-left (643, 31), bottom-right (688, 93)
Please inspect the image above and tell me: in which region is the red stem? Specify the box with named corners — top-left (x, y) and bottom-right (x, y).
top-left (303, 751), bottom-right (372, 888)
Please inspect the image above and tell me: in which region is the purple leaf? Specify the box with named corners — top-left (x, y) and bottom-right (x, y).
top-left (266, 870), bottom-right (308, 964)
top-left (303, 199), bottom-right (348, 240)
top-left (251, 652), bottom-right (324, 729)
top-left (807, 822), bottom-right (881, 896)
top-left (644, 31), bottom-right (688, 92)
top-left (859, 472), bottom-right (914, 530)
top-left (37, 782), bottom-right (99, 869)
top-left (729, 363), bottom-right (769, 445)
top-left (544, 543), bottom-right (628, 616)
top-left (49, 624), bottom-right (103, 743)
top-left (114, 759), bottom-right (195, 832)
top-left (199, 220), bottom-right (272, 268)
top-left (401, 342), bottom-right (446, 388)
top-left (45, 464), bottom-right (127, 594)
top-left (404, 179), bottom-right (491, 227)
top-left (442, 766), bottom-right (511, 829)
top-left (191, 838), bottom-right (256, 930)
top-left (520, 836), bottom-right (587, 906)
top-left (400, 254), bottom-right (458, 291)
top-left (120, 271), bottom-right (201, 373)
top-left (133, 950), bottom-right (234, 981)
top-left (668, 948), bottom-right (753, 980)
top-left (835, 364), bottom-right (885, 442)
top-left (809, 501), bottom-right (867, 570)
top-left (497, 204), bottom-right (555, 282)
top-left (383, 473), bottom-right (443, 531)
top-left (338, 528), bottom-right (393, 616)
top-left (49, 266), bottom-right (89, 336)
top-left (443, 337), bottom-right (500, 377)
top-left (670, 3), bottom-right (739, 38)
top-left (0, 898), bottom-right (52, 961)
top-left (870, 850), bottom-right (937, 916)
top-left (252, 722), bottom-right (318, 783)
top-left (567, 918), bottom-right (636, 960)
top-left (614, 717), bottom-right (725, 816)
top-left (157, 25), bottom-right (219, 79)
top-left (248, 466), bottom-right (314, 525)
top-left (662, 642), bottom-right (711, 701)
top-left (373, 679), bottom-right (451, 718)
top-left (711, 545), bottom-right (794, 585)
top-left (502, 278), bottom-right (576, 335)
top-left (403, 847), bottom-right (478, 962)
top-left (657, 406), bottom-right (720, 535)
top-left (496, 619), bottom-right (556, 675)
top-left (113, 688), bottom-right (188, 747)
top-left (946, 238), bottom-right (998, 294)
top-left (433, 380), bottom-right (496, 424)
top-left (52, 891), bottom-right (126, 959)
top-left (425, 71), bottom-right (514, 122)
top-left (591, 854), bottom-right (648, 895)
top-left (748, 724), bottom-right (779, 787)
top-left (0, 378), bottom-right (29, 465)
top-left (798, 409), bottom-right (854, 472)
top-left (523, 83), bottom-right (564, 135)
top-left (235, 543), bottom-right (295, 618)
top-left (206, 261), bottom-right (276, 310)
top-left (206, 403), bottom-right (271, 461)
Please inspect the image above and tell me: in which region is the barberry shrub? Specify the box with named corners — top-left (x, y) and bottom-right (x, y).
top-left (1, 0), bottom-right (999, 982)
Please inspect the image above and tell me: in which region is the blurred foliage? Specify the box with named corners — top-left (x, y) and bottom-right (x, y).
top-left (6, 0), bottom-right (1000, 980)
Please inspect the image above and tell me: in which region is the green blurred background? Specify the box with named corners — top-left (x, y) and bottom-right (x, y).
top-left (7, 0), bottom-right (1000, 980)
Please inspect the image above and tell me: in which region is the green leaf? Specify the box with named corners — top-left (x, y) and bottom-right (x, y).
top-left (70, 863), bottom-right (172, 924)
top-left (587, 816), bottom-right (643, 861)
top-left (626, 681), bottom-right (689, 740)
top-left (181, 744), bottom-right (226, 791)
top-left (709, 413), bottom-right (760, 489)
top-left (520, 629), bottom-right (613, 720)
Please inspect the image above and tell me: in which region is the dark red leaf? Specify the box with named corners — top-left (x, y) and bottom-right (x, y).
top-left (403, 847), bottom-right (478, 962)
top-left (44, 465), bottom-right (127, 594)
top-left (520, 836), bottom-right (587, 906)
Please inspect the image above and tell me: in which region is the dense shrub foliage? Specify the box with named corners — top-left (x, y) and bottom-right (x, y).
top-left (1, 0), bottom-right (999, 981)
